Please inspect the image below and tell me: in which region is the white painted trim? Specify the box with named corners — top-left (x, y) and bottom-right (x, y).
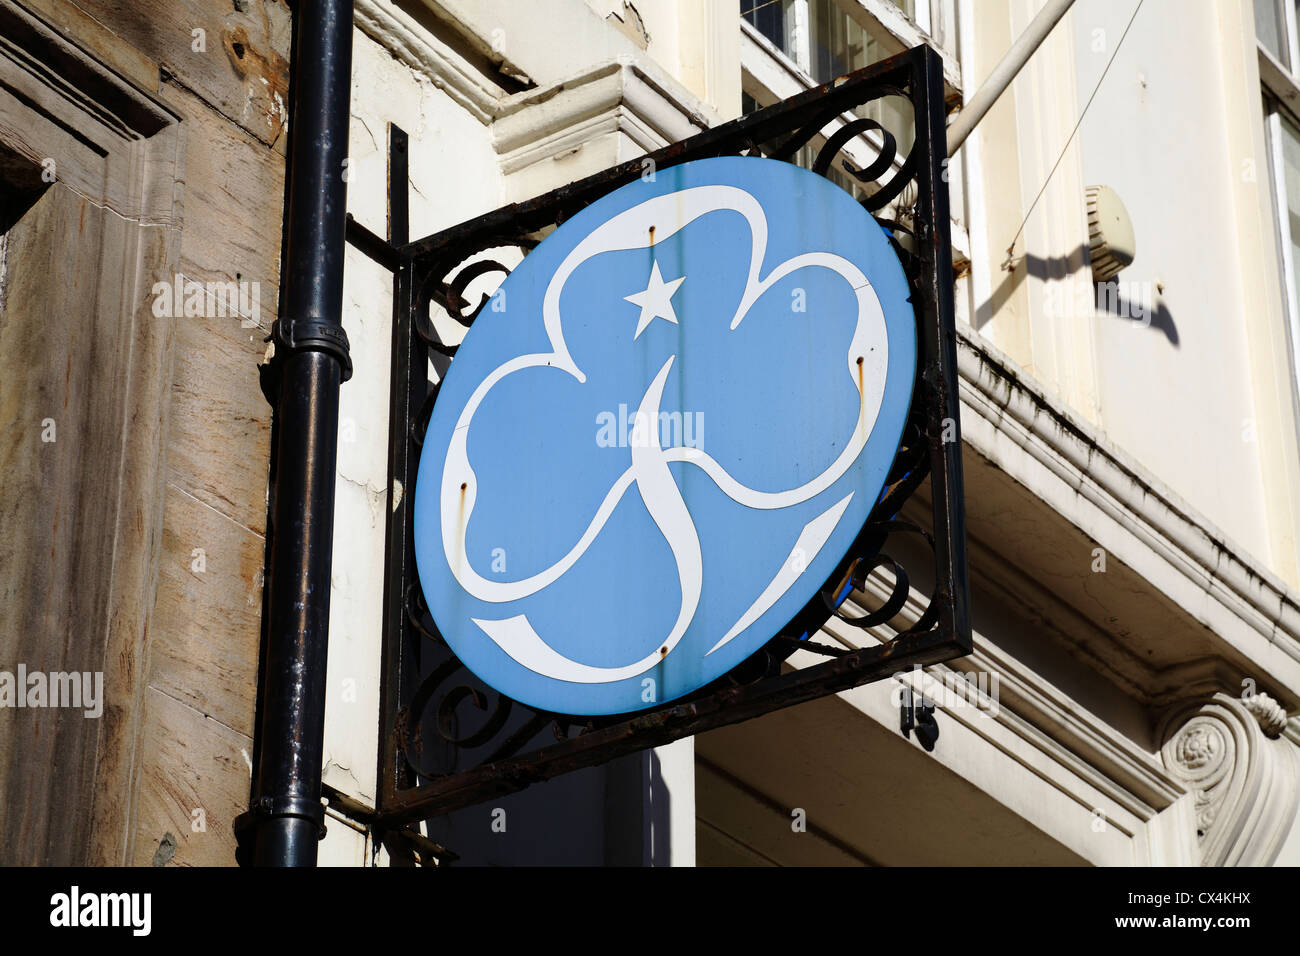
top-left (788, 0), bottom-right (812, 75)
top-left (913, 0), bottom-right (933, 35)
top-left (494, 58), bottom-right (712, 150)
top-left (839, 0), bottom-right (964, 99)
top-left (490, 58), bottom-right (716, 192)
top-left (956, 0), bottom-right (991, 324)
top-left (1260, 42), bottom-right (1300, 123)
top-left (1265, 106), bottom-right (1300, 440)
top-left (354, 0), bottom-right (506, 124)
top-left (785, 638), bottom-right (1188, 864)
top-left (1284, 0), bottom-right (1300, 75)
top-left (819, 571), bottom-right (1187, 819)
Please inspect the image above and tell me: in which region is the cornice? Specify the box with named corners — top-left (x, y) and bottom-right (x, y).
top-left (354, 0), bottom-right (506, 125)
top-left (820, 584), bottom-right (1188, 828)
top-left (492, 56), bottom-right (715, 174)
top-left (957, 324), bottom-right (1300, 701)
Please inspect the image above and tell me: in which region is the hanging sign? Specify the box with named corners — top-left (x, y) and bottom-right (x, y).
top-left (412, 156), bottom-right (916, 716)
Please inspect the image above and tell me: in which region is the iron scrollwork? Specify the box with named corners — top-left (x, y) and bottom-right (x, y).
top-left (374, 45), bottom-right (970, 828)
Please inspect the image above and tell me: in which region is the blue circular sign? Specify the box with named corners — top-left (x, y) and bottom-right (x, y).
top-left (413, 156), bottom-right (915, 716)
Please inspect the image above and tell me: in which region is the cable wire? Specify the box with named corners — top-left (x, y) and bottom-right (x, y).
top-left (1002, 0), bottom-right (1145, 270)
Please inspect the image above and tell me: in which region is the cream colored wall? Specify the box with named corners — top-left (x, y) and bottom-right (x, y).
top-left (584, 0), bottom-right (743, 118)
top-left (962, 0), bottom-right (1300, 589)
top-left (320, 19), bottom-right (509, 864)
top-left (1213, 0), bottom-right (1300, 589)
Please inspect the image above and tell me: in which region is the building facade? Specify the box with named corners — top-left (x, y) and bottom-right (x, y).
top-left (2, 0), bottom-right (1299, 867)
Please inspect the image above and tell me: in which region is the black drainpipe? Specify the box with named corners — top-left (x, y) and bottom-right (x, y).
top-left (236, 0), bottom-right (354, 867)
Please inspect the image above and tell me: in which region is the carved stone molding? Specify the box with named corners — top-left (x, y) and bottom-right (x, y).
top-left (354, 0), bottom-right (507, 124)
top-left (491, 58), bottom-right (711, 188)
top-left (1159, 693), bottom-right (1300, 866)
top-left (1243, 692), bottom-right (1288, 738)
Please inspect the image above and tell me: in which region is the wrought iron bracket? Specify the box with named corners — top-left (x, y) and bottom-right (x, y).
top-left (350, 45), bottom-right (971, 836)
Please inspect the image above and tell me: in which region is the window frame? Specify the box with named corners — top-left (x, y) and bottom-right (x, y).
top-left (1263, 97), bottom-right (1300, 429)
top-left (738, 0), bottom-right (970, 269)
top-left (1256, 0), bottom-right (1300, 433)
top-left (742, 0), bottom-right (962, 102)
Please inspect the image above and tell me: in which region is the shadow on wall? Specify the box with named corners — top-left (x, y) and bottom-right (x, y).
top-left (1094, 279), bottom-right (1179, 345)
top-left (605, 749), bottom-right (673, 866)
top-left (422, 747), bottom-right (672, 866)
top-left (973, 245), bottom-right (1179, 347)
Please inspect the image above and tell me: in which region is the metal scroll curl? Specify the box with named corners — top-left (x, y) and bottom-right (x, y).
top-left (764, 87), bottom-right (918, 213)
top-left (397, 583), bottom-right (569, 779)
top-left (820, 519), bottom-right (940, 636)
top-left (413, 235), bottom-right (539, 358)
top-left (406, 237), bottom-right (537, 449)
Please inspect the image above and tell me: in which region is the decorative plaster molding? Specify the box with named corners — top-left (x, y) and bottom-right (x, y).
top-left (1160, 693), bottom-right (1300, 865)
top-left (1285, 716), bottom-right (1300, 747)
top-left (356, 2), bottom-right (973, 256)
top-left (354, 2), bottom-right (719, 178)
top-left (354, 0), bottom-right (507, 125)
top-left (1244, 692), bottom-right (1288, 738)
top-left (492, 57), bottom-right (714, 174)
top-left (795, 583), bottom-right (1196, 863)
top-left (816, 575), bottom-right (1188, 828)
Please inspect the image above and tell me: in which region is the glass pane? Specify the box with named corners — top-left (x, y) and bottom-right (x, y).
top-left (809, 0), bottom-right (869, 80)
top-left (1279, 112), bottom-right (1300, 300)
top-left (741, 0), bottom-right (788, 52)
top-left (1257, 0), bottom-right (1286, 65)
top-left (743, 1), bottom-right (924, 78)
top-left (1268, 103), bottom-right (1300, 435)
top-left (805, 1), bottom-right (921, 81)
top-left (743, 0), bottom-right (916, 169)
top-left (1295, 0), bottom-right (1300, 63)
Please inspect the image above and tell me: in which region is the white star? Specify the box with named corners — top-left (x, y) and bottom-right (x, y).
top-left (624, 260), bottom-right (686, 339)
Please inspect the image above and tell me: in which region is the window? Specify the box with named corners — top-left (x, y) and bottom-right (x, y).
top-left (1265, 107), bottom-right (1300, 321)
top-left (1256, 0), bottom-right (1297, 68)
top-left (736, 0), bottom-right (968, 282)
top-left (741, 0), bottom-right (916, 83)
top-left (1256, 1), bottom-right (1300, 416)
top-left (738, 0), bottom-right (953, 193)
top-left (740, 0), bottom-right (786, 51)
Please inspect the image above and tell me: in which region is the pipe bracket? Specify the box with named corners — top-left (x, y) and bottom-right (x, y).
top-left (273, 316), bottom-right (353, 382)
top-left (234, 794), bottom-right (328, 842)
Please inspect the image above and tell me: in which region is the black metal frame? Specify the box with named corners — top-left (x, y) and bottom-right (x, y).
top-left (346, 45), bottom-right (969, 835)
